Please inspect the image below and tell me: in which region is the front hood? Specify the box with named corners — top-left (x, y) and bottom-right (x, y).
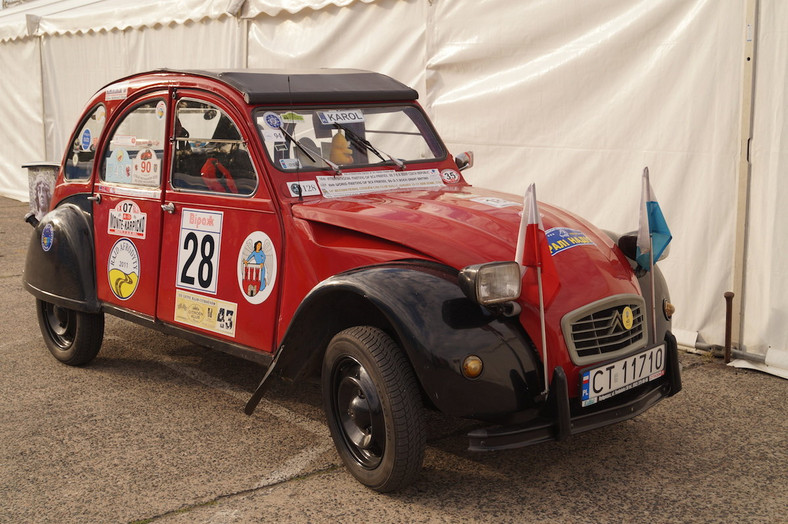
top-left (292, 186), bottom-right (640, 309)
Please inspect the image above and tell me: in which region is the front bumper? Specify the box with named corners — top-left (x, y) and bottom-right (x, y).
top-left (468, 332), bottom-right (682, 451)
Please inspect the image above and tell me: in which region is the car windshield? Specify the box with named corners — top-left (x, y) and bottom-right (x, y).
top-left (255, 105), bottom-right (445, 172)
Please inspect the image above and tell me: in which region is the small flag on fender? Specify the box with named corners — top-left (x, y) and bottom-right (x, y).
top-left (515, 183), bottom-right (560, 306)
top-left (636, 167), bottom-right (672, 270)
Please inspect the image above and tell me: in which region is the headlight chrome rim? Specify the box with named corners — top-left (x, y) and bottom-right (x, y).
top-left (458, 261), bottom-right (522, 306)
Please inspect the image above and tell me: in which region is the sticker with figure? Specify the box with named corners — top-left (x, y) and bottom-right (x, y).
top-left (237, 231), bottom-right (277, 304)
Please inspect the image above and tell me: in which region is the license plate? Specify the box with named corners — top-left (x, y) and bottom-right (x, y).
top-left (581, 344), bottom-right (666, 407)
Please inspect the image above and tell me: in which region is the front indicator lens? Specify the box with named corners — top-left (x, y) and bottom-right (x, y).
top-left (663, 300), bottom-right (675, 320)
top-left (459, 261), bottom-right (522, 305)
top-left (462, 355), bottom-right (484, 378)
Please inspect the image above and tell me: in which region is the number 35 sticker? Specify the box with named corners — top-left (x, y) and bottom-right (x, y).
top-left (176, 209), bottom-right (223, 295)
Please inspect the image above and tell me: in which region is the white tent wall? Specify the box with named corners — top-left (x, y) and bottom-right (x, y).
top-left (424, 0), bottom-right (745, 354)
top-left (246, 0), bottom-right (427, 99)
top-left (40, 16), bottom-right (244, 162)
top-left (733, 0), bottom-right (788, 377)
top-left (0, 37), bottom-right (45, 201)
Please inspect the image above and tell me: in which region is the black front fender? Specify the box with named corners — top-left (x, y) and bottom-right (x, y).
top-left (23, 204), bottom-right (99, 312)
top-left (277, 261), bottom-right (542, 420)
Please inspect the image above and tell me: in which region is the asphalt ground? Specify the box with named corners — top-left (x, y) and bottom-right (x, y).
top-left (1, 195), bottom-right (786, 523)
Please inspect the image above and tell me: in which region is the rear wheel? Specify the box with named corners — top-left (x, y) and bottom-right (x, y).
top-left (322, 326), bottom-right (425, 492)
top-left (36, 299), bottom-right (104, 366)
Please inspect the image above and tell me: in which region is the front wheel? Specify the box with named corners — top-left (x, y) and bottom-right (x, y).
top-left (322, 326), bottom-right (425, 492)
top-left (36, 299), bottom-right (104, 366)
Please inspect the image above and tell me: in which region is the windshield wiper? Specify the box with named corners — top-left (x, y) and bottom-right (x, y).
top-left (333, 123), bottom-right (406, 170)
top-left (278, 126), bottom-right (342, 175)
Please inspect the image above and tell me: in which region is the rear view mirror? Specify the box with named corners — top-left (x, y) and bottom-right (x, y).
top-left (455, 151), bottom-right (474, 171)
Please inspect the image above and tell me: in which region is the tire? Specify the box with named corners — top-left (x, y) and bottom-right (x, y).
top-left (322, 326), bottom-right (425, 492)
top-left (36, 299), bottom-right (104, 366)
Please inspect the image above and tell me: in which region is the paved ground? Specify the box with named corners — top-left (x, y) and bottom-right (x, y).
top-left (1, 195), bottom-right (786, 523)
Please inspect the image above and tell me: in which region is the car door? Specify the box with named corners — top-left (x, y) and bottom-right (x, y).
top-left (92, 95), bottom-right (169, 317)
top-left (156, 93), bottom-right (282, 353)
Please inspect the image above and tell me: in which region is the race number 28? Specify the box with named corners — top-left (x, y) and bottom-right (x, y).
top-left (177, 209), bottom-right (223, 294)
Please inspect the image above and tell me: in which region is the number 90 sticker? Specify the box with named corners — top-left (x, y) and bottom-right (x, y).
top-left (238, 231), bottom-right (277, 305)
top-left (176, 209), bottom-right (223, 295)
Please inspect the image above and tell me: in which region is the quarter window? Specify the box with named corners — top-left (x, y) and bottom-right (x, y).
top-left (65, 104), bottom-right (106, 180)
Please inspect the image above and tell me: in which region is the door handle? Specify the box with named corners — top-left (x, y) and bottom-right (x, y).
top-left (161, 202), bottom-right (176, 214)
top-left (87, 194), bottom-right (101, 204)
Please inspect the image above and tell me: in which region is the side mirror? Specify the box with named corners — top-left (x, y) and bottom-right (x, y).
top-left (454, 151), bottom-right (474, 172)
top-left (617, 233), bottom-right (638, 261)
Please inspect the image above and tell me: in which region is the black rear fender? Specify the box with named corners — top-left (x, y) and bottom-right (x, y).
top-left (23, 204), bottom-right (99, 313)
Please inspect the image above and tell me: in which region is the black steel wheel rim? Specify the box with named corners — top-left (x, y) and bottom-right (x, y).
top-left (331, 356), bottom-right (386, 469)
top-left (42, 302), bottom-right (76, 349)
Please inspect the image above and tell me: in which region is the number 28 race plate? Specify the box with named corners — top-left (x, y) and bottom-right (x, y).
top-left (581, 344), bottom-right (666, 407)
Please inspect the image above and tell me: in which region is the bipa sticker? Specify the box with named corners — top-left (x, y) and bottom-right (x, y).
top-left (108, 200), bottom-right (147, 239)
top-left (108, 238), bottom-right (140, 300)
top-left (237, 231), bottom-right (277, 304)
top-left (317, 109), bottom-right (365, 126)
top-left (176, 209), bottom-right (223, 295)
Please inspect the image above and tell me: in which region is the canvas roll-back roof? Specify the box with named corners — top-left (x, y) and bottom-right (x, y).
top-left (161, 69), bottom-right (418, 104)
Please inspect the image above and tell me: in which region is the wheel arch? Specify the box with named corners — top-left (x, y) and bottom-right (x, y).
top-left (23, 203), bottom-right (100, 313)
top-left (276, 261), bottom-right (542, 419)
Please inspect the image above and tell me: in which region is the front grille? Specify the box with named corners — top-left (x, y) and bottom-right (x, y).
top-left (561, 295), bottom-right (647, 365)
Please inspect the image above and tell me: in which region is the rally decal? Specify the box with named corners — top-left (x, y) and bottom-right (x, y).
top-left (316, 169), bottom-right (442, 199)
top-left (131, 148), bottom-right (160, 186)
top-left (41, 224), bottom-right (54, 252)
top-left (546, 227), bottom-right (595, 256)
top-left (108, 200), bottom-right (147, 239)
top-left (108, 238), bottom-right (140, 300)
top-left (470, 196), bottom-right (520, 208)
top-left (176, 209), bottom-right (223, 295)
top-left (105, 84), bottom-right (128, 101)
top-left (288, 180), bottom-right (321, 198)
top-left (155, 101), bottom-right (166, 120)
top-left (174, 289), bottom-right (237, 337)
top-left (237, 231), bottom-right (277, 305)
top-left (440, 169), bottom-right (461, 185)
top-left (317, 109), bottom-right (365, 126)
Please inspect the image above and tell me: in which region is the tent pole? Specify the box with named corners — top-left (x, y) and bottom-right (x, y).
top-left (731, 0), bottom-right (758, 350)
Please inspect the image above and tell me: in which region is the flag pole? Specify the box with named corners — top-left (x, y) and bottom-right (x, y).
top-left (537, 265), bottom-right (549, 396)
top-left (649, 234), bottom-right (657, 345)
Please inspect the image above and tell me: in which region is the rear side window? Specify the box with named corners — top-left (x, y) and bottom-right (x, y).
top-left (101, 99), bottom-right (166, 187)
top-left (64, 104), bottom-right (105, 180)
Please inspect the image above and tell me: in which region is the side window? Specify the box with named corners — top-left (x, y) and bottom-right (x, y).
top-left (101, 99), bottom-right (166, 187)
top-left (64, 104), bottom-right (106, 180)
top-left (172, 99), bottom-right (257, 195)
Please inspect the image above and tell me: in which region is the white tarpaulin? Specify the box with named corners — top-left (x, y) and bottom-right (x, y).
top-left (732, 0), bottom-right (788, 377)
top-left (0, 0), bottom-right (785, 378)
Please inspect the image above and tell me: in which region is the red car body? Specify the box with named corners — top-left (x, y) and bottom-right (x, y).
top-left (24, 70), bottom-right (681, 491)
